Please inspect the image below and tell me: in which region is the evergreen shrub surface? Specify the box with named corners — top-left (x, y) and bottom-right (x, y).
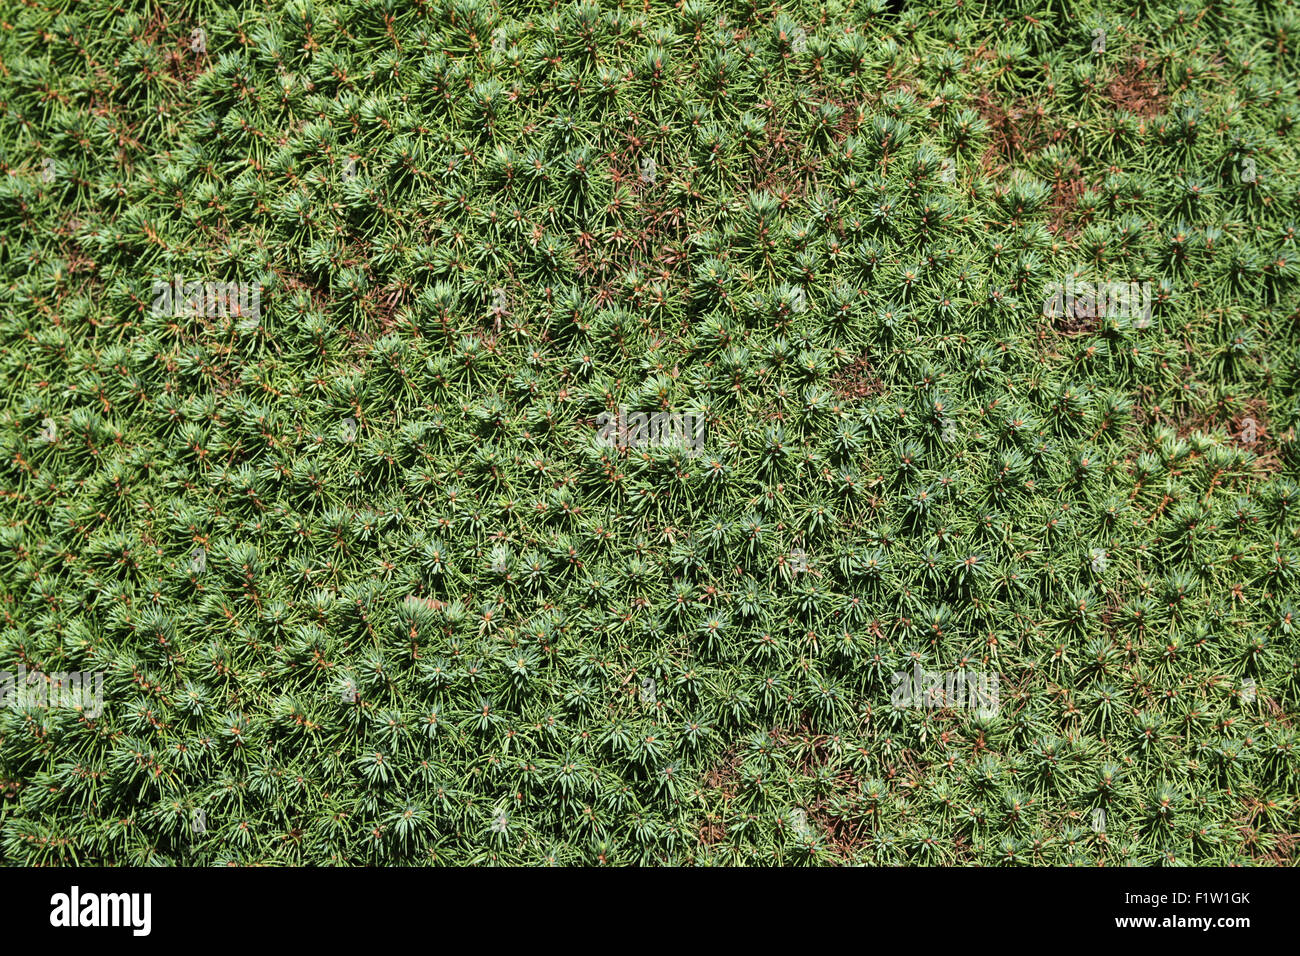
top-left (1, 0), bottom-right (1298, 865)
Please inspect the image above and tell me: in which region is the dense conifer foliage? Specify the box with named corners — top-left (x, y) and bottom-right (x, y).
top-left (0, 0), bottom-right (1297, 865)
